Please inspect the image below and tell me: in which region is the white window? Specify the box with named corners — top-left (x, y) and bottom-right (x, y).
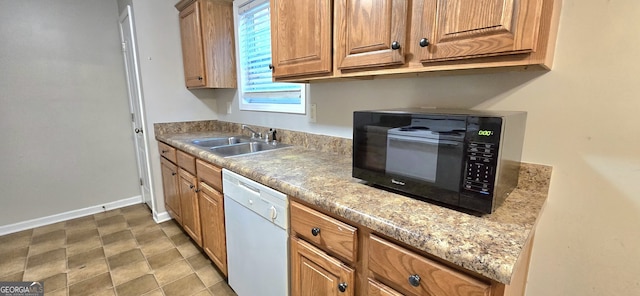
top-left (235, 0), bottom-right (306, 114)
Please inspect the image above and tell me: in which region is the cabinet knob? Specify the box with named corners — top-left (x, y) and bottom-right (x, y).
top-left (161, 150), bottom-right (167, 154)
top-left (408, 274), bottom-right (421, 287)
top-left (419, 38), bottom-right (430, 47)
top-left (195, 188), bottom-right (200, 193)
top-left (197, 76), bottom-right (203, 80)
top-left (134, 128), bottom-right (142, 134)
top-left (391, 41), bottom-right (401, 50)
top-left (268, 64), bottom-right (274, 70)
top-left (311, 227), bottom-right (321, 236)
top-left (171, 172), bottom-right (176, 176)
top-left (189, 185), bottom-right (195, 189)
top-left (338, 282), bottom-right (348, 293)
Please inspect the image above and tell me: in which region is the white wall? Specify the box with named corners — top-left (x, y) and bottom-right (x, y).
top-left (0, 0), bottom-right (140, 225)
top-left (116, 0), bottom-right (219, 216)
top-left (215, 0), bottom-right (640, 295)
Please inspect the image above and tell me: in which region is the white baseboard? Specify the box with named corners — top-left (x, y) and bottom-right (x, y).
top-left (154, 211), bottom-right (172, 223)
top-left (0, 195), bottom-right (143, 236)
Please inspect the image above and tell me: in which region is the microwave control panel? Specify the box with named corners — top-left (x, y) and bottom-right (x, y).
top-left (462, 117), bottom-right (502, 196)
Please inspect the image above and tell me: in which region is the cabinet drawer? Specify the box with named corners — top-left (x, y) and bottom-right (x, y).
top-left (196, 159), bottom-right (222, 191)
top-left (177, 150), bottom-right (196, 175)
top-left (290, 201), bottom-right (357, 263)
top-left (158, 142), bottom-right (177, 163)
top-left (368, 235), bottom-right (491, 296)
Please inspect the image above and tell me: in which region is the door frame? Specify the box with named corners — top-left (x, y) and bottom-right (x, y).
top-left (118, 5), bottom-right (156, 213)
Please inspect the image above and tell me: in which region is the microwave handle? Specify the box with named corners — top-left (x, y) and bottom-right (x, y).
top-left (388, 134), bottom-right (461, 146)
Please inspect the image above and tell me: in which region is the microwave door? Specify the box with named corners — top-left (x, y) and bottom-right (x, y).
top-left (385, 133), bottom-right (463, 192)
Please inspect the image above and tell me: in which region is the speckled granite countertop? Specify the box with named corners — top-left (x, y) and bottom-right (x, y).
top-left (156, 130), bottom-right (551, 285)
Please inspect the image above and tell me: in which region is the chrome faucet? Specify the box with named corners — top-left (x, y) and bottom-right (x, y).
top-left (242, 125), bottom-right (261, 139)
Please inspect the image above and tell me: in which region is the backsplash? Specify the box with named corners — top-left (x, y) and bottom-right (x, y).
top-left (154, 120), bottom-right (353, 156)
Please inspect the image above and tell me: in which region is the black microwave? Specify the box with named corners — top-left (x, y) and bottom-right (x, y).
top-left (353, 109), bottom-right (526, 214)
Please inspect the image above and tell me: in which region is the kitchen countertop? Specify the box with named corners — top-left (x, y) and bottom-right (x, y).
top-left (156, 131), bottom-right (552, 285)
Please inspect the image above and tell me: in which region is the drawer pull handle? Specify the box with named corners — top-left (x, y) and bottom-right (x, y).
top-left (408, 274), bottom-right (421, 287)
top-left (161, 150), bottom-right (168, 153)
top-left (338, 282), bottom-right (348, 292)
top-left (311, 227), bottom-right (321, 236)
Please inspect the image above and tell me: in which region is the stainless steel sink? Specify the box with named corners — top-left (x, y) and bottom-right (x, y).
top-left (209, 141), bottom-right (290, 157)
top-left (191, 136), bottom-right (249, 147)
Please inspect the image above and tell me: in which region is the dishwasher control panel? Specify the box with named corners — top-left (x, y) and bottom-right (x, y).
top-left (222, 169), bottom-right (288, 230)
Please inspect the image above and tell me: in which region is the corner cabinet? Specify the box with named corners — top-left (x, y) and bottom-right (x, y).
top-left (272, 0), bottom-right (562, 81)
top-left (176, 0), bottom-right (237, 89)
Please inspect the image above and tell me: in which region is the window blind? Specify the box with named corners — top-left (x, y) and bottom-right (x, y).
top-left (238, 0), bottom-right (302, 104)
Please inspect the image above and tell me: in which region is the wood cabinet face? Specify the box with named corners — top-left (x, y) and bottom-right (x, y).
top-left (179, 1), bottom-right (207, 88)
top-left (368, 235), bottom-right (491, 296)
top-left (270, 0), bottom-right (332, 79)
top-left (178, 168), bottom-right (202, 246)
top-left (336, 0), bottom-right (409, 70)
top-left (419, 0), bottom-right (542, 62)
top-left (160, 157), bottom-right (181, 224)
top-left (290, 237), bottom-right (355, 296)
top-left (198, 182), bottom-right (227, 276)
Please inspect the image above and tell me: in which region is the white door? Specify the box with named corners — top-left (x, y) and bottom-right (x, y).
top-left (119, 5), bottom-right (154, 210)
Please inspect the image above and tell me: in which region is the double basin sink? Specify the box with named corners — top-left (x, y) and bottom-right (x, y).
top-left (190, 136), bottom-right (290, 157)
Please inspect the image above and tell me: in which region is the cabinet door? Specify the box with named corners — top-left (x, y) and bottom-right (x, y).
top-left (270, 0), bottom-right (332, 79)
top-left (335, 0), bottom-right (409, 70)
top-left (178, 168), bottom-right (202, 246)
top-left (290, 237), bottom-right (355, 296)
top-left (179, 1), bottom-right (206, 87)
top-left (160, 157), bottom-right (181, 225)
top-left (368, 279), bottom-right (404, 296)
top-left (198, 182), bottom-right (227, 276)
top-left (419, 0), bottom-right (543, 62)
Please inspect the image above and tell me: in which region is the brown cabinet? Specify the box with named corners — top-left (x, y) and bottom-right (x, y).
top-left (290, 236), bottom-right (355, 296)
top-left (157, 142), bottom-right (228, 276)
top-left (290, 201), bottom-right (357, 263)
top-left (289, 199), bottom-right (534, 296)
top-left (271, 0), bottom-right (561, 81)
top-left (368, 235), bottom-right (492, 296)
top-left (160, 157), bottom-right (181, 225)
top-left (178, 168), bottom-right (202, 246)
top-left (335, 0), bottom-right (409, 70)
top-left (176, 0), bottom-right (237, 89)
top-left (270, 0), bottom-right (333, 79)
top-left (417, 0), bottom-right (543, 62)
top-left (196, 159), bottom-right (227, 276)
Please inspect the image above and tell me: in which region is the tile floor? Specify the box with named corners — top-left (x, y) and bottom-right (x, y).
top-left (0, 204), bottom-right (237, 296)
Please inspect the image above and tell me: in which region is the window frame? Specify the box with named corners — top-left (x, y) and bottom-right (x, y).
top-left (233, 0), bottom-right (307, 114)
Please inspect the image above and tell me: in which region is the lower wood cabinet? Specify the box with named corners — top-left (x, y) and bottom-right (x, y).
top-left (368, 235), bottom-right (491, 296)
top-left (198, 181), bottom-right (227, 276)
top-left (160, 156), bottom-right (181, 225)
top-left (157, 141), bottom-right (228, 277)
top-left (290, 236), bottom-right (355, 296)
top-left (178, 168), bottom-right (202, 246)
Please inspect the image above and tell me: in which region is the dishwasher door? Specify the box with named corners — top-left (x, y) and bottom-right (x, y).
top-left (223, 169), bottom-right (289, 296)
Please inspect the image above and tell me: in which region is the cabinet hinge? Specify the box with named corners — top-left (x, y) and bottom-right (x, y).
top-left (121, 42), bottom-right (127, 52)
top-left (140, 178), bottom-right (143, 186)
top-left (131, 113), bottom-right (135, 122)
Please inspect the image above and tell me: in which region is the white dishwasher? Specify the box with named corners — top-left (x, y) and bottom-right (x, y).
top-left (223, 169), bottom-right (289, 296)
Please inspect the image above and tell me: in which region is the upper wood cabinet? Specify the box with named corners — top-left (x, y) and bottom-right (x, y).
top-left (335, 0), bottom-right (409, 70)
top-left (272, 0), bottom-right (561, 81)
top-left (176, 0), bottom-right (237, 89)
top-left (270, 0), bottom-right (333, 79)
top-left (417, 0), bottom-right (543, 62)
